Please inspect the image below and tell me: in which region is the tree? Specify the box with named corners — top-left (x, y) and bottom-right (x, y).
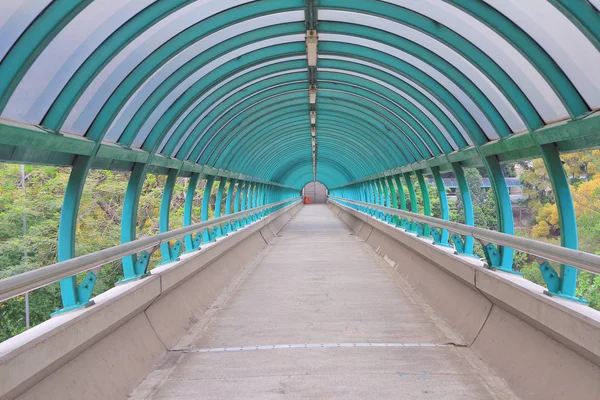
top-left (0, 165), bottom-right (224, 342)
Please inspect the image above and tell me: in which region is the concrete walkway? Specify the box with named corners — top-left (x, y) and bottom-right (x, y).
top-left (132, 205), bottom-right (514, 399)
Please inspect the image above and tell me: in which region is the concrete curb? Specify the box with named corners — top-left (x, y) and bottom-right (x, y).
top-left (329, 201), bottom-right (600, 400)
top-left (0, 202), bottom-right (303, 400)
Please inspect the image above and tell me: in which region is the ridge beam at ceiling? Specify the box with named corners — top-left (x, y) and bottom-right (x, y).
top-left (306, 0), bottom-right (318, 182)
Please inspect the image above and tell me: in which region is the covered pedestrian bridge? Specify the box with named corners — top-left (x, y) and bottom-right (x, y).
top-left (1, 1), bottom-right (600, 398)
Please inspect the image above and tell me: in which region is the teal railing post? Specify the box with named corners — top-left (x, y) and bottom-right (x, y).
top-left (376, 179), bottom-right (386, 207)
top-left (248, 182), bottom-right (257, 221)
top-left (234, 180), bottom-right (242, 213)
top-left (394, 175), bottom-right (408, 229)
top-left (183, 173), bottom-right (200, 252)
top-left (367, 181), bottom-right (375, 204)
top-left (451, 163), bottom-right (475, 257)
top-left (120, 164), bottom-right (150, 283)
top-left (381, 177), bottom-right (391, 222)
top-left (225, 178), bottom-right (236, 232)
top-left (485, 156), bottom-right (516, 273)
top-left (241, 181), bottom-right (249, 210)
top-left (415, 170), bottom-right (431, 237)
top-left (370, 180), bottom-right (379, 215)
top-left (386, 176), bottom-right (400, 226)
top-left (159, 168), bottom-right (182, 264)
top-left (538, 144), bottom-right (584, 302)
top-left (201, 175), bottom-right (215, 242)
top-left (56, 157), bottom-right (95, 313)
top-left (403, 172), bottom-right (419, 232)
top-left (374, 179), bottom-right (384, 219)
top-left (382, 178), bottom-right (391, 207)
top-left (430, 167), bottom-right (450, 246)
top-left (214, 177), bottom-right (227, 238)
top-left (226, 179), bottom-right (236, 215)
top-left (394, 174), bottom-right (407, 210)
top-left (241, 181), bottom-right (250, 225)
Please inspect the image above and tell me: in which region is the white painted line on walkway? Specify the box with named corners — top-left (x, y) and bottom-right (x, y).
top-left (187, 342), bottom-right (450, 353)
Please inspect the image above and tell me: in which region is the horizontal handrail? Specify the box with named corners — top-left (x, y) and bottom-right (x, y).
top-left (329, 196), bottom-right (600, 276)
top-left (0, 198), bottom-right (302, 302)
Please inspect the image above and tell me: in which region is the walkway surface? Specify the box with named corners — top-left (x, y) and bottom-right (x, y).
top-left (132, 205), bottom-right (514, 399)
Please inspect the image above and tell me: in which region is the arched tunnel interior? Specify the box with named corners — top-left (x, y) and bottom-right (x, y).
top-left (1, 1), bottom-right (600, 399)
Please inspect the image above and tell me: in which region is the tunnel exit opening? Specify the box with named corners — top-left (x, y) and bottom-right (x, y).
top-left (302, 181), bottom-right (328, 204)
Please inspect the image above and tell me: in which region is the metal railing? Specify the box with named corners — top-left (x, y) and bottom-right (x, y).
top-left (329, 196), bottom-right (600, 276)
top-left (0, 198), bottom-right (301, 303)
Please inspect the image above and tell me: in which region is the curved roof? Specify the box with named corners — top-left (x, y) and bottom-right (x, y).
top-left (1, 0), bottom-right (599, 189)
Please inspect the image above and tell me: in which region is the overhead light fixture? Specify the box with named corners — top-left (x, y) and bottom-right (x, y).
top-left (311, 126), bottom-right (316, 137)
top-left (306, 30), bottom-right (318, 66)
top-left (310, 111), bottom-right (316, 125)
top-left (309, 85), bottom-right (317, 104)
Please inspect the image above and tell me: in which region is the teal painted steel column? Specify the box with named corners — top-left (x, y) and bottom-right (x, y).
top-left (183, 173), bottom-right (200, 252)
top-left (361, 183), bottom-right (368, 203)
top-left (369, 181), bottom-right (376, 204)
top-left (234, 181), bottom-right (242, 213)
top-left (403, 172), bottom-right (419, 232)
top-left (120, 164), bottom-right (149, 282)
top-left (201, 175), bottom-right (215, 242)
top-left (259, 183), bottom-right (265, 206)
top-left (57, 156), bottom-right (93, 312)
top-left (225, 179), bottom-right (236, 215)
top-left (241, 181), bottom-right (250, 211)
top-left (430, 167), bottom-right (450, 246)
top-left (381, 178), bottom-right (391, 207)
top-left (251, 182), bottom-right (258, 208)
top-left (241, 181), bottom-right (251, 226)
top-left (415, 170), bottom-right (431, 237)
top-left (214, 178), bottom-right (227, 238)
top-left (485, 156), bottom-right (515, 272)
top-left (539, 144), bottom-right (581, 300)
top-left (386, 176), bottom-right (398, 225)
top-left (376, 179), bottom-right (385, 206)
top-left (386, 176), bottom-right (398, 208)
top-left (159, 169), bottom-right (182, 264)
top-left (451, 163), bottom-right (475, 256)
top-left (368, 181), bottom-right (377, 216)
top-left (233, 180), bottom-right (244, 213)
top-left (394, 175), bottom-right (407, 210)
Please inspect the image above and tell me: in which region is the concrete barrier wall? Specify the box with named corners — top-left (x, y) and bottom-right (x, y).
top-left (328, 201), bottom-right (600, 400)
top-left (0, 203), bottom-right (302, 400)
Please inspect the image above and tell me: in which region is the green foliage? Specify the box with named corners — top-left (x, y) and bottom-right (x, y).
top-left (576, 272), bottom-right (600, 310)
top-left (0, 165), bottom-right (225, 342)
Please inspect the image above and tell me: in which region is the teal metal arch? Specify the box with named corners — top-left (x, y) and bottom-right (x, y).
top-left (0, 0), bottom-right (597, 310)
top-left (197, 93), bottom-right (427, 166)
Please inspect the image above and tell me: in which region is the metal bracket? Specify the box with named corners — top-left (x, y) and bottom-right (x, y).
top-left (415, 222), bottom-right (424, 237)
top-left (431, 228), bottom-right (442, 244)
top-left (481, 242), bottom-right (501, 269)
top-left (401, 218), bottom-right (410, 231)
top-left (159, 240), bottom-right (183, 265)
top-left (539, 261), bottom-right (561, 293)
top-left (452, 234), bottom-right (466, 254)
top-left (431, 228), bottom-right (451, 247)
top-left (52, 270), bottom-right (97, 315)
top-left (76, 270), bottom-right (97, 303)
top-left (539, 262), bottom-right (588, 304)
top-left (480, 242), bottom-right (520, 274)
top-left (385, 212), bottom-right (392, 224)
top-left (202, 227), bottom-right (211, 243)
top-left (118, 250), bottom-right (152, 284)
